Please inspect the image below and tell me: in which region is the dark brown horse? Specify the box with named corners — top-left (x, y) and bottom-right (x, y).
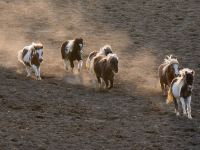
top-left (158, 55), bottom-right (180, 96)
top-left (61, 38), bottom-right (83, 72)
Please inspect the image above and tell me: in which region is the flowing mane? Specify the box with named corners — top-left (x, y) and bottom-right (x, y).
top-left (31, 42), bottom-right (43, 50)
top-left (107, 53), bottom-right (118, 61)
top-left (97, 45), bottom-right (113, 56)
top-left (163, 55), bottom-right (179, 72)
top-left (179, 68), bottom-right (194, 77)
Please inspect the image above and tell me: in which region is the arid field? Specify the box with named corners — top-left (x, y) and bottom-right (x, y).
top-left (0, 0), bottom-right (200, 149)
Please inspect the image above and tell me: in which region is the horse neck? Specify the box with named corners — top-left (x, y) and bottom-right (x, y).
top-left (70, 44), bottom-right (78, 55)
top-left (105, 59), bottom-right (114, 72)
top-left (176, 76), bottom-right (185, 88)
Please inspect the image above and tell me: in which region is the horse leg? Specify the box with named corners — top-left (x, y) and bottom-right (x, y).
top-left (70, 60), bottom-right (74, 73)
top-left (180, 97), bottom-right (187, 116)
top-left (31, 65), bottom-right (40, 80)
top-left (63, 59), bottom-right (69, 70)
top-left (104, 79), bottom-right (109, 89)
top-left (97, 76), bottom-right (102, 89)
top-left (109, 79), bottom-right (113, 89)
top-left (174, 98), bottom-right (180, 116)
top-left (37, 67), bottom-right (42, 80)
top-left (160, 80), bottom-right (166, 96)
top-left (77, 60), bottom-right (83, 72)
top-left (186, 96), bottom-right (192, 119)
top-left (25, 66), bottom-right (31, 77)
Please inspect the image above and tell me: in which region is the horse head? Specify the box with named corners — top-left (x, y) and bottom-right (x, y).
top-left (180, 69), bottom-right (195, 90)
top-left (164, 55), bottom-right (180, 78)
top-left (32, 42), bottom-right (43, 63)
top-left (74, 38), bottom-right (83, 59)
top-left (99, 45), bottom-right (113, 56)
top-left (107, 54), bottom-right (118, 73)
top-left (168, 62), bottom-right (180, 77)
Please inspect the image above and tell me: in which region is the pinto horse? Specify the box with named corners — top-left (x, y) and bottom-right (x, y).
top-left (158, 55), bottom-right (180, 96)
top-left (61, 38), bottom-right (83, 72)
top-left (167, 68), bottom-right (195, 119)
top-left (92, 53), bottom-right (118, 89)
top-left (18, 42), bottom-right (43, 80)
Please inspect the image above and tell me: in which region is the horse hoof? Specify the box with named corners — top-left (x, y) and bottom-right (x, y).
top-left (183, 112), bottom-right (187, 116)
top-left (176, 112), bottom-right (180, 116)
top-left (37, 77), bottom-right (42, 80)
top-left (188, 116), bottom-right (192, 119)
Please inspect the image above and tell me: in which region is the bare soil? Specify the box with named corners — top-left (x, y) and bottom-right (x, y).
top-left (0, 0), bottom-right (200, 149)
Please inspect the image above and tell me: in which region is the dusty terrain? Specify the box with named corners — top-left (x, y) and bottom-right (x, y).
top-left (0, 0), bottom-right (200, 149)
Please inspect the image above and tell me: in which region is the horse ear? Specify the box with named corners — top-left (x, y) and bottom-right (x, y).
top-left (179, 65), bottom-right (183, 69)
top-left (191, 70), bottom-right (195, 76)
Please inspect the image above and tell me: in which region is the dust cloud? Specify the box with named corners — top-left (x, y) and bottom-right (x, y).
top-left (0, 0), bottom-right (160, 93)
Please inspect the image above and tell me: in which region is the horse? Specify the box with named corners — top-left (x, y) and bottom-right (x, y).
top-left (167, 68), bottom-right (195, 119)
top-left (18, 42), bottom-right (43, 80)
top-left (92, 53), bottom-right (118, 89)
top-left (61, 38), bottom-right (83, 72)
top-left (158, 55), bottom-right (180, 96)
top-left (86, 44), bottom-right (113, 72)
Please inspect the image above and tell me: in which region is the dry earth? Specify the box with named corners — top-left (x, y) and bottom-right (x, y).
top-left (0, 0), bottom-right (200, 149)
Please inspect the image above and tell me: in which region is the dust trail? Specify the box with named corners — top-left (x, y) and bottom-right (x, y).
top-left (118, 47), bottom-right (161, 94)
top-left (0, 0), bottom-right (160, 94)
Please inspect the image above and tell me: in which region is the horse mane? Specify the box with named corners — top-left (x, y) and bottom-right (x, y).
top-left (162, 55), bottom-right (179, 72)
top-left (175, 68), bottom-right (194, 86)
top-left (98, 45), bottom-right (113, 56)
top-left (31, 42), bottom-right (43, 50)
top-left (179, 68), bottom-right (194, 77)
top-left (107, 53), bottom-right (118, 62)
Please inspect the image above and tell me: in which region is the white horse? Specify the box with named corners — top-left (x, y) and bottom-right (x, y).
top-left (18, 42), bottom-right (43, 80)
top-left (167, 68), bottom-right (195, 119)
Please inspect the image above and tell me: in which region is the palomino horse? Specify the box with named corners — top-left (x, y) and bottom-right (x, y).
top-left (18, 42), bottom-right (43, 80)
top-left (158, 55), bottom-right (180, 96)
top-left (61, 38), bottom-right (83, 72)
top-left (92, 53), bottom-right (118, 89)
top-left (167, 68), bottom-right (195, 119)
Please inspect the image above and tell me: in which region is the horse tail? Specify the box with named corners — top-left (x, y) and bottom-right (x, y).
top-left (17, 49), bottom-right (24, 64)
top-left (86, 56), bottom-right (90, 70)
top-left (86, 51), bottom-right (98, 70)
top-left (167, 85), bottom-right (174, 104)
top-left (61, 41), bottom-right (68, 59)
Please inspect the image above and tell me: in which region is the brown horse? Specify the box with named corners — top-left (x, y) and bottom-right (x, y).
top-left (86, 45), bottom-right (113, 71)
top-left (158, 55), bottom-right (180, 96)
top-left (92, 53), bottom-right (118, 89)
top-left (61, 38), bottom-right (83, 72)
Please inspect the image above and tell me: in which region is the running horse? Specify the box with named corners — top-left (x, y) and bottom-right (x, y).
top-left (86, 44), bottom-right (113, 72)
top-left (158, 55), bottom-right (180, 96)
top-left (18, 42), bottom-right (44, 80)
top-left (61, 38), bottom-right (83, 72)
top-left (167, 68), bottom-right (195, 119)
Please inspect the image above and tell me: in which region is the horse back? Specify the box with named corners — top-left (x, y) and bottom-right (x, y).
top-left (158, 64), bottom-right (165, 77)
top-left (94, 56), bottom-right (113, 79)
top-left (88, 51), bottom-right (98, 61)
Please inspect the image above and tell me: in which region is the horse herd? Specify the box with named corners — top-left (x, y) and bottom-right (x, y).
top-left (17, 38), bottom-right (195, 119)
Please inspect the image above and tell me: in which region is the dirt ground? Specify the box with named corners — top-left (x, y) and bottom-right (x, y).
top-left (0, 0), bottom-right (200, 149)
